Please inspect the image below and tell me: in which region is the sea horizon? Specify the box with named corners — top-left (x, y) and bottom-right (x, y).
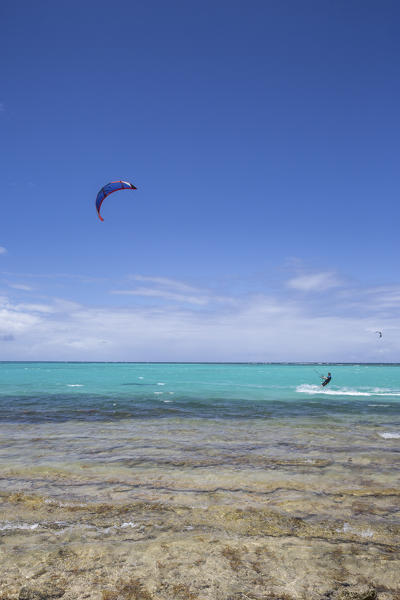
top-left (1, 360), bottom-right (400, 364)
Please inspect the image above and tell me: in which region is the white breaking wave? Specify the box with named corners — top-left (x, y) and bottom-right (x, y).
top-left (297, 384), bottom-right (371, 396)
top-left (297, 384), bottom-right (400, 397)
top-left (67, 384), bottom-right (84, 387)
top-left (379, 432), bottom-right (400, 439)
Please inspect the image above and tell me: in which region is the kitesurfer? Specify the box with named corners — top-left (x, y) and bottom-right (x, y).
top-left (321, 373), bottom-right (332, 387)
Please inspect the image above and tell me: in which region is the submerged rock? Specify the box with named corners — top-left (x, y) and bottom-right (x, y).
top-left (334, 586), bottom-right (378, 600)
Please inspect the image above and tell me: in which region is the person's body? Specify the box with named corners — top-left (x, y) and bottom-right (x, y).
top-left (321, 372), bottom-right (332, 387)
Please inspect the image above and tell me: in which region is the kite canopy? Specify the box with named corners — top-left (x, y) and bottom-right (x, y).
top-left (95, 180), bottom-right (137, 221)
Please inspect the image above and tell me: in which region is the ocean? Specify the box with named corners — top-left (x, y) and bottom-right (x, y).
top-left (1, 361), bottom-right (400, 424)
top-left (1, 362), bottom-right (399, 599)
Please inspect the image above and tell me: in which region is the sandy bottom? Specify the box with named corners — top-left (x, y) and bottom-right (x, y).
top-left (0, 418), bottom-right (399, 599)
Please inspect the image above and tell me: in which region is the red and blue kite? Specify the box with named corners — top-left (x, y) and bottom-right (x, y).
top-left (95, 180), bottom-right (137, 221)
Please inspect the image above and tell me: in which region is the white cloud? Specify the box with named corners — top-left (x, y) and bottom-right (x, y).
top-left (0, 291), bottom-right (399, 362)
top-left (0, 247), bottom-right (7, 255)
top-left (0, 303), bottom-right (42, 335)
top-left (0, 267), bottom-right (398, 361)
top-left (287, 271), bottom-right (342, 292)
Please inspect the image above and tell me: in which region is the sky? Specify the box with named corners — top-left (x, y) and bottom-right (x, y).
top-left (0, 0), bottom-right (399, 362)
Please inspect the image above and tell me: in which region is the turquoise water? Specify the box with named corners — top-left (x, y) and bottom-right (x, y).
top-left (1, 362), bottom-right (399, 426)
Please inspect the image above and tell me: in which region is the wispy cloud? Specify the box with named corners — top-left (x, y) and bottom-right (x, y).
top-left (111, 287), bottom-right (209, 305)
top-left (337, 285), bottom-right (400, 314)
top-left (1, 271), bottom-right (107, 282)
top-left (113, 275), bottom-right (234, 306)
top-left (131, 274), bottom-right (202, 293)
top-left (0, 290), bottom-right (399, 362)
top-left (14, 303), bottom-right (56, 313)
top-left (0, 247), bottom-right (7, 255)
top-left (363, 286), bottom-right (400, 309)
top-left (7, 283), bottom-right (34, 291)
top-left (0, 265), bottom-right (399, 361)
top-left (287, 271), bottom-right (342, 292)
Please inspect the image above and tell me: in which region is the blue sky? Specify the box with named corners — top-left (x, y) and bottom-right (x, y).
top-left (1, 0), bottom-right (399, 361)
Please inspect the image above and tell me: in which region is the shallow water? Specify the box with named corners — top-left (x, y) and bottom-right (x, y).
top-left (1, 363), bottom-right (399, 599)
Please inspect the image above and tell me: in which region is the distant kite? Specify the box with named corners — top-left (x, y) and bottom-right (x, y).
top-left (95, 180), bottom-right (137, 221)
top-left (375, 331), bottom-right (383, 338)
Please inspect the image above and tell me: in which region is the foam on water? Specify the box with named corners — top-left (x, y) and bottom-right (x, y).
top-left (0, 522), bottom-right (39, 531)
top-left (336, 522), bottom-right (374, 538)
top-left (379, 432), bottom-right (400, 439)
top-left (297, 384), bottom-right (400, 397)
top-left (297, 384), bottom-right (372, 396)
